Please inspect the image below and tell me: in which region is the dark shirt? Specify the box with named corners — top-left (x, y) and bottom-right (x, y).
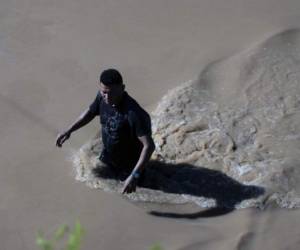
top-left (89, 91), bottom-right (152, 171)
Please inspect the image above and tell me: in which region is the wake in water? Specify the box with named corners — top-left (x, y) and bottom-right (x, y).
top-left (72, 29), bottom-right (300, 209)
top-left (72, 140), bottom-right (265, 209)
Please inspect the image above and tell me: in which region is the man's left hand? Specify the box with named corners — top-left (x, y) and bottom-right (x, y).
top-left (122, 175), bottom-right (138, 194)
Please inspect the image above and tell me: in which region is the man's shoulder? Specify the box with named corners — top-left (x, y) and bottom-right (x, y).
top-left (96, 91), bottom-right (102, 101)
top-left (91, 91), bottom-right (102, 105)
top-left (124, 93), bottom-right (152, 135)
top-left (89, 91), bottom-right (103, 116)
top-left (124, 93), bottom-right (150, 118)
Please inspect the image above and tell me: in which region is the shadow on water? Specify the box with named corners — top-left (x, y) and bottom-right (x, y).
top-left (92, 160), bottom-right (265, 219)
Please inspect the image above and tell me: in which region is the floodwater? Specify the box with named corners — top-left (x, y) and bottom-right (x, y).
top-left (1, 0), bottom-right (300, 249)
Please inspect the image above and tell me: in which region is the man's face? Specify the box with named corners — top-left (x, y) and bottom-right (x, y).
top-left (99, 82), bottom-right (124, 106)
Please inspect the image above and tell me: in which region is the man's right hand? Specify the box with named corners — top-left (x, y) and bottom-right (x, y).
top-left (56, 131), bottom-right (71, 147)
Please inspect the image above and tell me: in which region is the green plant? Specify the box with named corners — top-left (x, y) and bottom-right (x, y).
top-left (36, 222), bottom-right (163, 250)
top-left (150, 244), bottom-right (163, 250)
top-left (36, 221), bottom-right (84, 250)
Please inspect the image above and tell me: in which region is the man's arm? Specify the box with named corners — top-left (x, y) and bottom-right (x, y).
top-left (122, 134), bottom-right (155, 194)
top-left (56, 108), bottom-right (96, 147)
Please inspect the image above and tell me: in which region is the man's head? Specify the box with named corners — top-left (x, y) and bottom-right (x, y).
top-left (99, 69), bottom-right (125, 106)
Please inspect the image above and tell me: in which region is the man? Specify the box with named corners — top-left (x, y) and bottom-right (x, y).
top-left (56, 69), bottom-right (155, 194)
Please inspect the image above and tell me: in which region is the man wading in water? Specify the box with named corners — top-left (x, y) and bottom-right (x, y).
top-left (56, 69), bottom-right (155, 194)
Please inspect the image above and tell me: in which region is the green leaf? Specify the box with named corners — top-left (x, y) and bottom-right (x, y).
top-left (74, 221), bottom-right (84, 238)
top-left (150, 244), bottom-right (163, 250)
top-left (54, 224), bottom-right (69, 242)
top-left (36, 232), bottom-right (53, 250)
top-left (65, 221), bottom-right (84, 250)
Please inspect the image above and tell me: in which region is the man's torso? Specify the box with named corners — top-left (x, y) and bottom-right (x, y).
top-left (90, 91), bottom-right (152, 170)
